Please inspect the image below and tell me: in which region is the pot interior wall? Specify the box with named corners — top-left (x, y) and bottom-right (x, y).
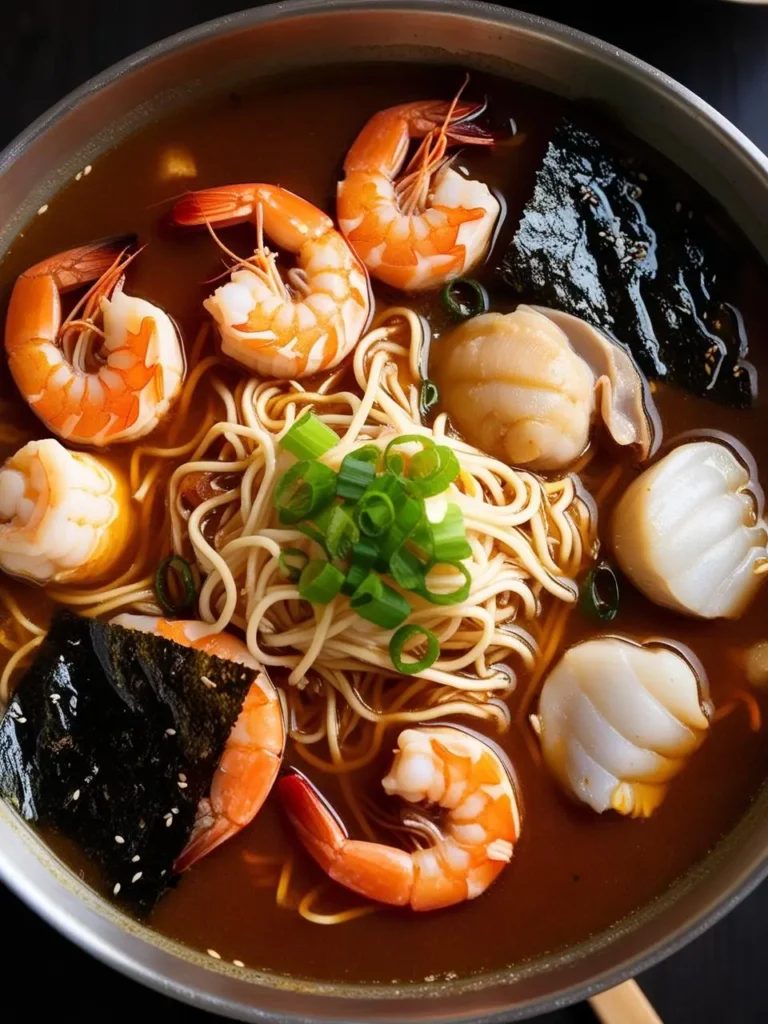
top-left (1, 4), bottom-right (768, 1022)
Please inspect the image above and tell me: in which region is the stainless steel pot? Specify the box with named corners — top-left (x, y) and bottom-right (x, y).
top-left (1, 2), bottom-right (767, 1021)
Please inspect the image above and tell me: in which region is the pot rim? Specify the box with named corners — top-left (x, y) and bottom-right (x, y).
top-left (2, 2), bottom-right (768, 1021)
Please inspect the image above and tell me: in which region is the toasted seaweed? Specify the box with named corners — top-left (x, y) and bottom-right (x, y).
top-left (0, 610), bottom-right (254, 913)
top-left (501, 117), bottom-right (755, 407)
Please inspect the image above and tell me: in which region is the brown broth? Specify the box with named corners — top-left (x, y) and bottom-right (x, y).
top-left (2, 63), bottom-right (768, 985)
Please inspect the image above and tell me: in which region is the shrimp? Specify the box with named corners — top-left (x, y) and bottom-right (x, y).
top-left (114, 614), bottom-right (285, 871)
top-left (0, 438), bottom-right (132, 584)
top-left (337, 96), bottom-right (501, 291)
top-left (172, 185), bottom-right (370, 378)
top-left (5, 237), bottom-right (185, 446)
top-left (279, 726), bottom-right (520, 911)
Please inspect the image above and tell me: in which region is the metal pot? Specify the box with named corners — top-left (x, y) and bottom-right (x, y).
top-left (1, 2), bottom-right (767, 1020)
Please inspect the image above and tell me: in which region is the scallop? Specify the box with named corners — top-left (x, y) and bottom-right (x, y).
top-left (434, 304), bottom-right (657, 471)
top-left (533, 637), bottom-right (711, 817)
top-left (611, 438), bottom-right (768, 619)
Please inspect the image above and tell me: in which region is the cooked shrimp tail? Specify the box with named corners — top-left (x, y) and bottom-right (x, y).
top-left (172, 184), bottom-right (370, 379)
top-left (338, 92), bottom-right (501, 291)
top-left (280, 769), bottom-right (416, 906)
top-left (113, 615), bottom-right (286, 872)
top-left (5, 238), bottom-right (185, 446)
top-left (279, 726), bottom-right (520, 911)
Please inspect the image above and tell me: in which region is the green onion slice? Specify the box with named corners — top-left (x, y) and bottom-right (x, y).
top-left (416, 560), bottom-right (472, 606)
top-left (419, 380), bottom-right (440, 419)
top-left (378, 497), bottom-right (424, 563)
top-left (430, 503), bottom-right (472, 561)
top-left (337, 448), bottom-right (378, 502)
top-left (356, 492), bottom-right (395, 537)
top-left (389, 548), bottom-right (426, 591)
top-left (349, 572), bottom-right (411, 629)
top-left (155, 555), bottom-right (197, 614)
top-left (278, 547), bottom-right (309, 582)
top-left (274, 460), bottom-right (336, 525)
top-left (279, 411), bottom-right (339, 460)
top-left (580, 562), bottom-right (620, 622)
top-left (298, 559), bottom-right (345, 604)
top-left (389, 624), bottom-right (440, 675)
top-left (341, 540), bottom-right (379, 596)
top-left (384, 435), bottom-right (434, 478)
top-left (324, 505), bottom-right (360, 559)
top-left (441, 277), bottom-right (488, 320)
top-left (406, 444), bottom-right (460, 498)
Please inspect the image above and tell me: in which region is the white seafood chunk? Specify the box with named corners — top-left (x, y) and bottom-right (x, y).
top-left (612, 439), bottom-right (768, 619)
top-left (534, 637), bottom-right (711, 817)
top-left (435, 305), bottom-right (657, 471)
top-left (0, 439), bottom-right (131, 584)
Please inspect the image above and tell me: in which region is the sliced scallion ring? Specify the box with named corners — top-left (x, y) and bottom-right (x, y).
top-left (337, 448), bottom-right (378, 502)
top-left (389, 624), bottom-right (440, 675)
top-left (274, 460), bottom-right (336, 525)
top-left (349, 572), bottom-right (411, 629)
top-left (580, 562), bottom-right (620, 621)
top-left (279, 411), bottom-right (339, 459)
top-left (155, 555), bottom-right (197, 614)
top-left (298, 559), bottom-right (345, 604)
top-left (440, 277), bottom-right (488, 320)
top-left (419, 380), bottom-right (440, 419)
top-left (416, 560), bottom-right (472, 606)
top-left (325, 505), bottom-right (359, 559)
top-left (356, 492), bottom-right (395, 537)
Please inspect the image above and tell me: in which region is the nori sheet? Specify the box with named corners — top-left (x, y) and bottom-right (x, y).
top-left (0, 610), bottom-right (254, 913)
top-left (501, 117), bottom-right (755, 407)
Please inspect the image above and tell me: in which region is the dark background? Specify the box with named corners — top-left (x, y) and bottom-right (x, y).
top-left (1, 1), bottom-right (767, 1021)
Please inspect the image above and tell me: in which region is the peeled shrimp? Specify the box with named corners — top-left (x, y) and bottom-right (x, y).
top-left (114, 615), bottom-right (285, 871)
top-left (0, 438), bottom-right (132, 584)
top-left (172, 184), bottom-right (370, 378)
top-left (279, 726), bottom-right (520, 911)
top-left (5, 238), bottom-right (185, 446)
top-left (337, 97), bottom-right (500, 291)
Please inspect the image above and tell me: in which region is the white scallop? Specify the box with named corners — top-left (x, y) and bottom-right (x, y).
top-left (612, 439), bottom-right (768, 619)
top-left (533, 637), bottom-right (711, 817)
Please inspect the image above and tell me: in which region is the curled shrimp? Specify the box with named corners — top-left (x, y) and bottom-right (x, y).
top-left (279, 726), bottom-right (520, 911)
top-left (0, 438), bottom-right (132, 584)
top-left (172, 185), bottom-right (371, 379)
top-left (114, 614), bottom-right (286, 872)
top-left (5, 238), bottom-right (185, 446)
top-left (337, 94), bottom-right (500, 291)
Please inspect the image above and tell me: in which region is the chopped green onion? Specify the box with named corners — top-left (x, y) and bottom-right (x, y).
top-left (389, 548), bottom-right (426, 591)
top-left (342, 540), bottom-right (378, 596)
top-left (419, 380), bottom-right (440, 419)
top-left (298, 559), bottom-right (345, 604)
top-left (389, 624), bottom-right (440, 675)
top-left (356, 492), bottom-right (395, 537)
top-left (274, 460), bottom-right (336, 525)
top-left (441, 277), bottom-right (488, 320)
top-left (325, 505), bottom-right (359, 559)
top-left (379, 497), bottom-right (424, 563)
top-left (580, 562), bottom-right (620, 622)
top-left (383, 435), bottom-right (434, 479)
top-left (406, 444), bottom-right (460, 498)
top-left (416, 561), bottom-right (472, 606)
top-left (430, 503), bottom-right (472, 561)
top-left (279, 411), bottom-right (338, 460)
top-left (278, 548), bottom-right (309, 582)
top-left (349, 572), bottom-right (411, 629)
top-left (337, 449), bottom-right (377, 502)
top-left (155, 555), bottom-right (197, 614)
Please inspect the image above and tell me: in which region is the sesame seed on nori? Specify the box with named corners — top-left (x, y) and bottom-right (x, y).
top-left (0, 610), bottom-right (255, 914)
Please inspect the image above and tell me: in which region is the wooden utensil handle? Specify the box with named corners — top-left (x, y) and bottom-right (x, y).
top-left (589, 979), bottom-right (663, 1024)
